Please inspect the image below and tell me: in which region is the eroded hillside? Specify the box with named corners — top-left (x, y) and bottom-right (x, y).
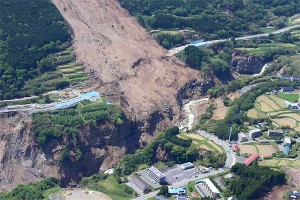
top-left (51, 0), bottom-right (211, 140)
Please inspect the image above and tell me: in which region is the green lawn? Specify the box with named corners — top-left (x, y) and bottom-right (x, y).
top-left (277, 93), bottom-right (299, 103)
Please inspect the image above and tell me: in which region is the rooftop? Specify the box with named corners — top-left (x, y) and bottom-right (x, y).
top-left (180, 162), bottom-right (194, 168)
top-left (131, 177), bottom-right (148, 191)
top-left (249, 129), bottom-right (261, 134)
top-left (284, 137), bottom-right (291, 144)
top-left (243, 153), bottom-right (259, 166)
top-left (201, 178), bottom-right (220, 194)
top-left (148, 166), bottom-right (166, 178)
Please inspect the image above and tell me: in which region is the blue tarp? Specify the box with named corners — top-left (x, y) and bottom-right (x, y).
top-left (284, 146), bottom-right (290, 155)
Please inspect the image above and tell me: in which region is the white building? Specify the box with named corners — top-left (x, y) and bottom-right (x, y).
top-left (199, 178), bottom-right (220, 198)
top-left (284, 137), bottom-right (292, 147)
top-left (238, 132), bottom-right (248, 142)
top-left (180, 162), bottom-right (194, 170)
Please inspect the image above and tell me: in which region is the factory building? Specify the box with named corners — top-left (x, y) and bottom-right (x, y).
top-left (249, 129), bottom-right (262, 139)
top-left (147, 166), bottom-right (166, 184)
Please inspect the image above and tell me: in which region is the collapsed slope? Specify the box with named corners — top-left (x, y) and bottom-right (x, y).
top-left (51, 0), bottom-right (209, 139)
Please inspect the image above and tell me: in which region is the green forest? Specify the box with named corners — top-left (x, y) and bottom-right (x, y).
top-left (0, 178), bottom-right (60, 200)
top-left (229, 164), bottom-right (285, 199)
top-left (0, 0), bottom-right (70, 99)
top-left (119, 0), bottom-right (299, 39)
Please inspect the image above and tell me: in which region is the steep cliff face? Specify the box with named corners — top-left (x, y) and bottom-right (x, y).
top-left (0, 112), bottom-right (59, 192)
top-left (0, 112), bottom-right (142, 190)
top-left (231, 52), bottom-right (264, 74)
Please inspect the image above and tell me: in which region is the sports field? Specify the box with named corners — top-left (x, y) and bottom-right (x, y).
top-left (247, 94), bottom-right (300, 131)
top-left (238, 144), bottom-right (276, 157)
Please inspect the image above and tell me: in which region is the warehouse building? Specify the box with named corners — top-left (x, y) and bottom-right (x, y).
top-left (148, 166), bottom-right (166, 184)
top-left (131, 177), bottom-right (149, 193)
top-left (268, 130), bottom-right (283, 137)
top-left (243, 153), bottom-right (259, 166)
top-left (195, 178), bottom-right (220, 198)
top-left (249, 129), bottom-right (262, 139)
top-left (180, 162), bottom-right (194, 170)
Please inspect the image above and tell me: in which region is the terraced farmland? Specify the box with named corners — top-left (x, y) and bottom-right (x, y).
top-left (55, 49), bottom-right (89, 85)
top-left (247, 94), bottom-right (300, 131)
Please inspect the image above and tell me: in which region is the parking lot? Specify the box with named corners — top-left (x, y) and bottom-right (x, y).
top-left (165, 167), bottom-right (201, 184)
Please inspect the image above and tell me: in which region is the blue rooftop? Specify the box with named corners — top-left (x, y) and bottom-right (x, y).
top-left (169, 187), bottom-right (186, 195)
top-left (284, 146), bottom-right (290, 155)
top-left (55, 91), bottom-right (99, 109)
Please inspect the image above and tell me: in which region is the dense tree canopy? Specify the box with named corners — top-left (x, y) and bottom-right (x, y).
top-left (119, 0), bottom-right (299, 38)
top-left (0, 0), bottom-right (70, 99)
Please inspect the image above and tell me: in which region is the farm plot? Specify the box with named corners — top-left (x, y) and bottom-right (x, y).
top-left (247, 94), bottom-right (300, 131)
top-left (273, 118), bottom-right (297, 128)
top-left (256, 145), bottom-right (276, 157)
top-left (260, 159), bottom-right (280, 167)
top-left (238, 144), bottom-right (258, 155)
top-left (257, 96), bottom-right (282, 111)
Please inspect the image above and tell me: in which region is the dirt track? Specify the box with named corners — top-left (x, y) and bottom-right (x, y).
top-left (51, 0), bottom-right (202, 126)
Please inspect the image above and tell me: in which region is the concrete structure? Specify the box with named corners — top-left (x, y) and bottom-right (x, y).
top-left (196, 178), bottom-right (220, 198)
top-left (131, 177), bottom-right (149, 193)
top-left (280, 86), bottom-right (294, 93)
top-left (148, 166), bottom-right (166, 184)
top-left (238, 132), bottom-right (248, 142)
top-left (268, 130), bottom-right (283, 137)
top-left (249, 129), bottom-right (262, 139)
top-left (243, 153), bottom-right (259, 166)
top-left (169, 187), bottom-right (186, 195)
top-left (180, 162), bottom-right (194, 170)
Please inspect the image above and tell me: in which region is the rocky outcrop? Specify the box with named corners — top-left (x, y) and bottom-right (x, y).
top-left (0, 112), bottom-right (141, 190)
top-left (231, 52), bottom-right (264, 74)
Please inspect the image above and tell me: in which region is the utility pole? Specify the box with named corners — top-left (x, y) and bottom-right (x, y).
top-left (228, 125), bottom-right (233, 147)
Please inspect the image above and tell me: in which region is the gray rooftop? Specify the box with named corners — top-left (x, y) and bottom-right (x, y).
top-left (149, 166), bottom-right (166, 178)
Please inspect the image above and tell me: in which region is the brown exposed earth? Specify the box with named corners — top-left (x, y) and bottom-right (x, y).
top-left (51, 0), bottom-right (210, 141)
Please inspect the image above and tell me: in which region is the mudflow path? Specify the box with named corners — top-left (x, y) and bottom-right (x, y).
top-left (52, 0), bottom-right (202, 124)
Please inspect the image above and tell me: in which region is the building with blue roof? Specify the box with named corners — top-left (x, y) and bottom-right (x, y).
top-left (284, 146), bottom-right (290, 155)
top-left (169, 187), bottom-right (186, 195)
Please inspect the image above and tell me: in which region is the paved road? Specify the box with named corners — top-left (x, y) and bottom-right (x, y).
top-left (198, 130), bottom-right (236, 168)
top-left (168, 24), bottom-right (300, 56)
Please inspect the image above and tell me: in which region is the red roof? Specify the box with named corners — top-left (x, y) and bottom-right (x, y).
top-left (243, 153), bottom-right (259, 166)
top-left (192, 192), bottom-right (199, 198)
top-left (233, 145), bottom-right (239, 151)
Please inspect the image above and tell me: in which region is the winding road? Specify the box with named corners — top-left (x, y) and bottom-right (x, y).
top-left (168, 24), bottom-right (300, 56)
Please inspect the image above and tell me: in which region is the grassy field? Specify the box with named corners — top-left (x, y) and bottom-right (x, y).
top-left (236, 43), bottom-right (298, 57)
top-left (277, 93), bottom-right (299, 103)
top-left (82, 175), bottom-right (136, 200)
top-left (247, 94), bottom-right (300, 130)
top-left (260, 156), bottom-right (300, 170)
top-left (179, 133), bottom-right (224, 153)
